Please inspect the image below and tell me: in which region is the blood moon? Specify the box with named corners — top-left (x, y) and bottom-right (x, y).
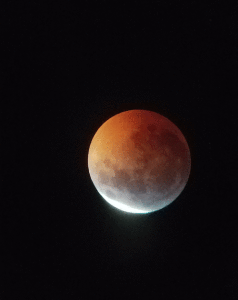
top-left (88, 110), bottom-right (191, 214)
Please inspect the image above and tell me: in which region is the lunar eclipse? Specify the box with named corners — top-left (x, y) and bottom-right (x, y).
top-left (88, 110), bottom-right (191, 213)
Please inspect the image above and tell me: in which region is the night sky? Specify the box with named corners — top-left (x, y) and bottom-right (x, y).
top-left (3, 1), bottom-right (238, 299)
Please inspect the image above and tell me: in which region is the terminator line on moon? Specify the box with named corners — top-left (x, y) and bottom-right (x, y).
top-left (88, 110), bottom-right (191, 213)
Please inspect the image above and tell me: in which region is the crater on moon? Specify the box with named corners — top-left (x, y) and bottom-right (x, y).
top-left (105, 189), bottom-right (117, 199)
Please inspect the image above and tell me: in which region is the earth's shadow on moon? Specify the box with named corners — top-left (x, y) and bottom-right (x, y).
top-left (95, 125), bottom-right (191, 212)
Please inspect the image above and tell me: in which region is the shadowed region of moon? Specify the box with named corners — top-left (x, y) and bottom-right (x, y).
top-left (88, 109), bottom-right (191, 213)
top-left (103, 158), bottom-right (112, 168)
top-left (111, 169), bottom-right (131, 189)
top-left (98, 170), bottom-right (110, 185)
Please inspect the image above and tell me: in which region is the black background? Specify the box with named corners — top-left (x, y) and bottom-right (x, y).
top-left (3, 1), bottom-right (238, 299)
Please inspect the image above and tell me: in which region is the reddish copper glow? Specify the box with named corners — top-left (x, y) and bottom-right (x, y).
top-left (88, 110), bottom-right (191, 213)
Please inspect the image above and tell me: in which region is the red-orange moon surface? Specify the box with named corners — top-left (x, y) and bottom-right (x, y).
top-left (88, 110), bottom-right (191, 213)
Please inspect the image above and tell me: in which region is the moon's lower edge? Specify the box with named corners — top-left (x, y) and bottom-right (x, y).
top-left (99, 190), bottom-right (151, 214)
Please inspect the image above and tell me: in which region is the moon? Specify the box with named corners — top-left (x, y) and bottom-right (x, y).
top-left (88, 110), bottom-right (191, 214)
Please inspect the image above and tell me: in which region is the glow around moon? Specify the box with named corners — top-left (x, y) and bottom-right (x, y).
top-left (88, 110), bottom-right (191, 214)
